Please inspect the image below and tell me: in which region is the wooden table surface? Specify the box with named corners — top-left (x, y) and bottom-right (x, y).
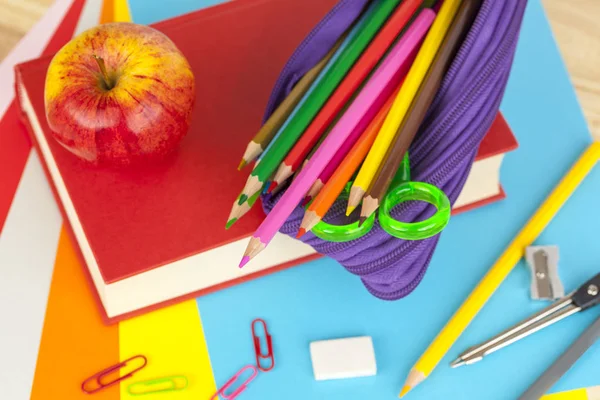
top-left (0, 0), bottom-right (599, 137)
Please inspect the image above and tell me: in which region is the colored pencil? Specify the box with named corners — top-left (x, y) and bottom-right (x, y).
top-left (299, 81), bottom-right (368, 201)
top-left (233, 31), bottom-right (354, 209)
top-left (347, 0), bottom-right (462, 216)
top-left (269, 0), bottom-right (424, 189)
top-left (232, 105), bottom-right (342, 225)
top-left (239, 11), bottom-right (436, 268)
top-left (237, 8), bottom-right (367, 205)
top-left (225, 191), bottom-right (261, 229)
top-left (295, 84), bottom-right (362, 201)
top-left (399, 141), bottom-right (600, 398)
top-left (361, 0), bottom-right (482, 225)
top-left (255, 33), bottom-right (351, 167)
top-left (238, 43), bottom-right (340, 170)
top-left (303, 177), bottom-right (325, 207)
top-left (269, 79), bottom-right (359, 194)
top-left (236, 0), bottom-right (405, 204)
top-left (300, 129), bottom-right (329, 174)
top-left (305, 122), bottom-right (331, 164)
top-left (297, 127), bottom-right (332, 204)
top-left (273, 129), bottom-right (334, 197)
top-left (302, 4), bottom-right (437, 206)
top-left (305, 77), bottom-right (382, 203)
top-left (298, 83), bottom-right (401, 236)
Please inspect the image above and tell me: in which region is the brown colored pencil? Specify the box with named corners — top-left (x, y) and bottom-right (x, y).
top-left (268, 0), bottom-right (424, 185)
top-left (238, 43), bottom-right (341, 170)
top-left (361, 0), bottom-right (483, 224)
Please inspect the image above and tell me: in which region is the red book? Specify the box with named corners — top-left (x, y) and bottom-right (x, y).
top-left (15, 0), bottom-right (338, 323)
top-left (453, 113), bottom-right (518, 214)
top-left (15, 0), bottom-right (516, 324)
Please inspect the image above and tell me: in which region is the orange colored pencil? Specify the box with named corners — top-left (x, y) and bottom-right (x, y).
top-left (298, 84), bottom-right (400, 236)
top-left (269, 0), bottom-right (423, 189)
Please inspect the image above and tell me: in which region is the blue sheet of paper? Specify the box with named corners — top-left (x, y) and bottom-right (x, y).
top-left (130, 0), bottom-right (600, 398)
top-left (128, 0), bottom-right (229, 25)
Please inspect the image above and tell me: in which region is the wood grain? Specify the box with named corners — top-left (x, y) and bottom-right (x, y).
top-left (542, 0), bottom-right (600, 139)
top-left (0, 0), bottom-right (598, 137)
top-left (0, 0), bottom-right (55, 59)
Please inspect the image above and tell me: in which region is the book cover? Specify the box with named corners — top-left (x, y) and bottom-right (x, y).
top-left (15, 0), bottom-right (517, 323)
top-left (453, 112), bottom-right (518, 212)
top-left (16, 0), bottom-right (339, 323)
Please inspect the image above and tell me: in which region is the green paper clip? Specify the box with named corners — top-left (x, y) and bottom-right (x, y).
top-left (127, 375), bottom-right (188, 396)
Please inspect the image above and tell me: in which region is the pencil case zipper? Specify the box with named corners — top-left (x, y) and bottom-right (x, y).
top-left (262, 0), bottom-right (528, 299)
top-left (312, 0), bottom-right (525, 273)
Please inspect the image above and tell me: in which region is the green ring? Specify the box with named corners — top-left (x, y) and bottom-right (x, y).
top-left (311, 181), bottom-right (375, 242)
top-left (311, 211), bottom-right (376, 242)
top-left (309, 154), bottom-right (411, 242)
top-left (379, 181), bottom-right (451, 241)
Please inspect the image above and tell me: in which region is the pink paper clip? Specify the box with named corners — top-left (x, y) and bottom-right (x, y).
top-left (210, 365), bottom-right (258, 400)
top-left (81, 355), bottom-right (148, 394)
top-left (251, 318), bottom-right (275, 372)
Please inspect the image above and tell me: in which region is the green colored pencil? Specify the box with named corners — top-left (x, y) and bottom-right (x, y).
top-left (236, 0), bottom-right (404, 201)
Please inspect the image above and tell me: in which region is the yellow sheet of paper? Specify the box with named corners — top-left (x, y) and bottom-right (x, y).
top-left (113, 0), bottom-right (132, 22)
top-left (119, 300), bottom-right (217, 399)
top-left (541, 387), bottom-right (599, 400)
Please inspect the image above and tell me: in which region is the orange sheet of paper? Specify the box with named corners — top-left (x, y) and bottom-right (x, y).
top-left (31, 228), bottom-right (120, 399)
top-left (100, 0), bottom-right (114, 24)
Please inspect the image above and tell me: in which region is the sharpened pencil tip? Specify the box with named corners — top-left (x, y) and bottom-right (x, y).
top-left (225, 218), bottom-right (238, 230)
top-left (399, 385), bottom-right (412, 398)
top-left (358, 216), bottom-right (367, 227)
top-left (296, 228), bottom-right (306, 238)
top-left (238, 194), bottom-right (248, 205)
top-left (237, 159), bottom-right (247, 170)
top-left (267, 181), bottom-right (277, 194)
top-left (346, 205), bottom-right (356, 217)
top-left (239, 256), bottom-right (250, 268)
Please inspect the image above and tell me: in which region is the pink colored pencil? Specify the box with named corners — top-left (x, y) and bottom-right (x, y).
top-left (240, 10), bottom-right (436, 266)
top-left (306, 108), bottom-right (373, 202)
top-left (303, 78), bottom-right (404, 205)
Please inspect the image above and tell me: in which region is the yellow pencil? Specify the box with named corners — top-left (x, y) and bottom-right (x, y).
top-left (399, 141), bottom-right (600, 398)
top-left (346, 0), bottom-right (462, 215)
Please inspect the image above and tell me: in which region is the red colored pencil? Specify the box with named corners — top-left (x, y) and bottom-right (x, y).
top-left (269, 0), bottom-right (423, 190)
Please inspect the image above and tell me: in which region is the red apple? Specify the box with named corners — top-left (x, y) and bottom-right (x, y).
top-left (44, 22), bottom-right (195, 166)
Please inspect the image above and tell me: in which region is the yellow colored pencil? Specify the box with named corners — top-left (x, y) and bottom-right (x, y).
top-left (400, 141), bottom-right (600, 398)
top-left (346, 0), bottom-right (462, 215)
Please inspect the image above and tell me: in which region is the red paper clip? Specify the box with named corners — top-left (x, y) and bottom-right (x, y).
top-left (252, 318), bottom-right (275, 372)
top-left (81, 355), bottom-right (148, 394)
top-left (210, 365), bottom-right (258, 400)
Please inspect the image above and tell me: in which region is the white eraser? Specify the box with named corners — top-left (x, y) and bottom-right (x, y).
top-left (309, 336), bottom-right (377, 381)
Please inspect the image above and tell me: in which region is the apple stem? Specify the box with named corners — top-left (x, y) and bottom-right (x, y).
top-left (93, 55), bottom-right (113, 90)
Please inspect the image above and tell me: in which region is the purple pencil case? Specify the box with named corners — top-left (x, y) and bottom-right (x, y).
top-left (261, 0), bottom-right (528, 300)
